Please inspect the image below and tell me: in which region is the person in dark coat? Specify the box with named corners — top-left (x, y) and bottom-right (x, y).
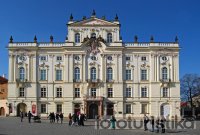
top-left (60, 113), bottom-right (64, 124)
top-left (28, 111), bottom-right (32, 123)
top-left (20, 111), bottom-right (24, 122)
top-left (52, 112), bottom-right (56, 123)
top-left (155, 117), bottom-right (160, 133)
top-left (160, 119), bottom-right (165, 133)
top-left (68, 113), bottom-right (72, 126)
top-left (143, 114), bottom-right (149, 131)
top-left (71, 113), bottom-right (77, 126)
top-left (79, 114), bottom-right (85, 126)
top-left (150, 116), bottom-right (155, 132)
top-left (56, 113), bottom-right (59, 123)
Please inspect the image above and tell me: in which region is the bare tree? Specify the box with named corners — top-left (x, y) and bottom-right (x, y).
top-left (180, 74), bottom-right (200, 108)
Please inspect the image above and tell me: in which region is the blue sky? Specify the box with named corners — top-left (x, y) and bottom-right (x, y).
top-left (0, 0), bottom-right (200, 78)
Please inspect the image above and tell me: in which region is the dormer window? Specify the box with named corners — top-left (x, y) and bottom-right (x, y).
top-left (141, 56), bottom-right (146, 61)
top-left (91, 56), bottom-right (97, 61)
top-left (91, 33), bottom-right (96, 38)
top-left (75, 33), bottom-right (80, 43)
top-left (107, 33), bottom-right (112, 43)
top-left (56, 56), bottom-right (62, 61)
top-left (40, 56), bottom-right (47, 61)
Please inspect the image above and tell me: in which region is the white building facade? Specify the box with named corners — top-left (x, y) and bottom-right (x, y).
top-left (7, 12), bottom-right (181, 119)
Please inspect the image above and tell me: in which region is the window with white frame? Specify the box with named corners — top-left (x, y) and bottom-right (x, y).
top-left (56, 88), bottom-right (62, 98)
top-left (126, 88), bottom-right (132, 97)
top-left (91, 67), bottom-right (96, 80)
top-left (141, 87), bottom-right (147, 97)
top-left (107, 88), bottom-right (113, 98)
top-left (162, 67), bottom-right (168, 80)
top-left (56, 56), bottom-right (62, 61)
top-left (141, 104), bottom-right (148, 114)
top-left (91, 88), bottom-right (96, 97)
top-left (141, 56), bottom-right (147, 61)
top-left (74, 67), bottom-right (80, 80)
top-left (141, 69), bottom-right (147, 81)
top-left (19, 67), bottom-right (25, 81)
top-left (19, 87), bottom-right (25, 97)
top-left (40, 56), bottom-right (47, 61)
top-left (41, 104), bottom-right (46, 113)
top-left (126, 104), bottom-right (131, 114)
top-left (75, 33), bottom-right (80, 43)
top-left (107, 33), bottom-right (112, 43)
top-left (107, 67), bottom-right (113, 81)
top-left (56, 69), bottom-right (62, 81)
top-left (40, 69), bottom-right (46, 80)
top-left (74, 88), bottom-right (80, 98)
top-left (126, 69), bottom-right (132, 80)
top-left (56, 104), bottom-right (62, 113)
top-left (163, 87), bottom-right (168, 97)
top-left (41, 88), bottom-right (47, 98)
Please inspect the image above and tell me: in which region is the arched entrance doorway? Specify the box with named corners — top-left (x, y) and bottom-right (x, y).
top-left (89, 103), bottom-right (98, 119)
top-left (161, 103), bottom-right (170, 119)
top-left (17, 103), bottom-right (27, 116)
top-left (0, 107), bottom-right (5, 116)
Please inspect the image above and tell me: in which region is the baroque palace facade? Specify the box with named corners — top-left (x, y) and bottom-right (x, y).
top-left (7, 11), bottom-right (180, 119)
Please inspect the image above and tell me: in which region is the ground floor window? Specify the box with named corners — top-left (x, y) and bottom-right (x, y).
top-left (126, 104), bottom-right (131, 114)
top-left (41, 104), bottom-right (46, 113)
top-left (141, 104), bottom-right (148, 114)
top-left (56, 104), bottom-right (62, 113)
top-left (74, 88), bottom-right (80, 98)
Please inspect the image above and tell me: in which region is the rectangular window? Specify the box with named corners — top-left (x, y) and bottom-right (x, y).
top-left (141, 56), bottom-right (146, 61)
top-left (41, 88), bottom-right (47, 98)
top-left (74, 88), bottom-right (80, 98)
top-left (126, 104), bottom-right (131, 114)
top-left (56, 56), bottom-right (62, 61)
top-left (56, 104), bottom-right (62, 113)
top-left (126, 88), bottom-right (132, 97)
top-left (56, 70), bottom-right (62, 81)
top-left (40, 56), bottom-right (46, 61)
top-left (141, 87), bottom-right (147, 97)
top-left (40, 69), bottom-right (46, 80)
top-left (56, 88), bottom-right (62, 98)
top-left (141, 69), bottom-right (147, 81)
top-left (163, 88), bottom-right (168, 97)
top-left (19, 87), bottom-right (25, 97)
top-left (126, 70), bottom-right (132, 80)
top-left (141, 104), bottom-right (148, 114)
top-left (107, 88), bottom-right (113, 98)
top-left (91, 88), bottom-right (96, 97)
top-left (126, 56), bottom-right (131, 61)
top-left (41, 104), bottom-right (46, 113)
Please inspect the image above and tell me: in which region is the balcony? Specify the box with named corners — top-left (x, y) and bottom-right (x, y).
top-left (86, 79), bottom-right (101, 83)
top-left (106, 79), bottom-right (115, 83)
top-left (83, 96), bottom-right (103, 101)
top-left (73, 79), bottom-right (82, 83)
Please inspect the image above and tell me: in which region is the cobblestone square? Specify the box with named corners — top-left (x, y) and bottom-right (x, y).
top-left (0, 117), bottom-right (200, 135)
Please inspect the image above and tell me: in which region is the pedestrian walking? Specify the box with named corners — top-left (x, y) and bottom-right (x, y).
top-left (143, 114), bottom-right (149, 131)
top-left (110, 115), bottom-right (116, 129)
top-left (68, 113), bottom-right (72, 126)
top-left (53, 112), bottom-right (56, 123)
top-left (150, 116), bottom-right (155, 132)
top-left (60, 113), bottom-right (63, 124)
top-left (155, 117), bottom-right (160, 133)
top-left (56, 113), bottom-right (60, 123)
top-left (28, 111), bottom-right (32, 123)
top-left (79, 114), bottom-right (85, 126)
top-left (71, 113), bottom-right (77, 126)
top-left (160, 118), bottom-right (166, 133)
top-left (20, 111), bottom-right (24, 122)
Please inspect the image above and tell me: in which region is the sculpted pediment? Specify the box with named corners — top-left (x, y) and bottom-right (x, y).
top-left (69, 18), bottom-right (118, 26)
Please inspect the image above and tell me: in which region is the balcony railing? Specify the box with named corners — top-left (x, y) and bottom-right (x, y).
top-left (73, 79), bottom-right (82, 83)
top-left (106, 79), bottom-right (115, 83)
top-left (84, 96), bottom-right (103, 101)
top-left (86, 79), bottom-right (101, 83)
